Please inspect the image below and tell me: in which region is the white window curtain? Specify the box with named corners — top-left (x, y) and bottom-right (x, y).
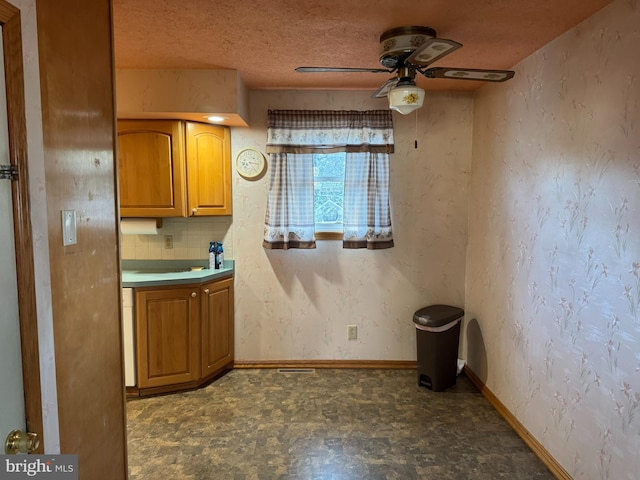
top-left (263, 110), bottom-right (394, 250)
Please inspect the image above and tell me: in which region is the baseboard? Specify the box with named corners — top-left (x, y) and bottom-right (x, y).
top-left (233, 359), bottom-right (417, 369)
top-left (463, 365), bottom-right (572, 480)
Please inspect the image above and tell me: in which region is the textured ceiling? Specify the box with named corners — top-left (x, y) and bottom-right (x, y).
top-left (112, 0), bottom-right (614, 93)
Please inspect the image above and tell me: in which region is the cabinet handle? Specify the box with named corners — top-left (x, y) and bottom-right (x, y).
top-left (204, 289), bottom-right (210, 294)
top-left (191, 292), bottom-right (197, 298)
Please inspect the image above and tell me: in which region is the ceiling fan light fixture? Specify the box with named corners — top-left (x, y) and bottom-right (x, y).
top-left (388, 83), bottom-right (425, 115)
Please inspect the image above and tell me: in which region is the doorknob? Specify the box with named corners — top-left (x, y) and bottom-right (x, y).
top-left (4, 429), bottom-right (40, 454)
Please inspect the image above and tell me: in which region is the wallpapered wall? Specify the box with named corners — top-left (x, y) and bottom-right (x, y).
top-left (231, 91), bottom-right (473, 360)
top-left (465, 0), bottom-right (640, 478)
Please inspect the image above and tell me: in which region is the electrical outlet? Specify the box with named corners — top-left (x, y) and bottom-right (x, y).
top-left (163, 234), bottom-right (173, 249)
top-left (348, 325), bottom-right (357, 340)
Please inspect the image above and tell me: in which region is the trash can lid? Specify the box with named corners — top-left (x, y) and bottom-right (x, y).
top-left (413, 304), bottom-right (464, 328)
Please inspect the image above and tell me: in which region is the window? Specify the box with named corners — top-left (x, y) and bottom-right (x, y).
top-left (263, 110), bottom-right (395, 250)
top-left (313, 153), bottom-right (345, 235)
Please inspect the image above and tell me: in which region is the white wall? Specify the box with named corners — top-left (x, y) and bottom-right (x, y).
top-left (466, 0), bottom-right (640, 477)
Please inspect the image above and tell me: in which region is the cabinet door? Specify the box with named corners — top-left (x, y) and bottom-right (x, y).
top-left (118, 120), bottom-right (187, 217)
top-left (201, 277), bottom-right (234, 379)
top-left (136, 286), bottom-right (200, 388)
top-left (186, 122), bottom-right (232, 216)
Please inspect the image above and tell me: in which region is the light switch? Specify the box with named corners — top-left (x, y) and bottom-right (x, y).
top-left (62, 210), bottom-right (77, 246)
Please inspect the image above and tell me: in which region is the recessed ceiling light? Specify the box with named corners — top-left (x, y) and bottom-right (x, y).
top-left (206, 115), bottom-right (225, 122)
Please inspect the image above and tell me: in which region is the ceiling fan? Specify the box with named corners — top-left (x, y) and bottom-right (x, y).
top-left (296, 26), bottom-right (515, 114)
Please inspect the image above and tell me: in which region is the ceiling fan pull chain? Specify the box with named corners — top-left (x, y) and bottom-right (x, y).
top-left (415, 109), bottom-right (419, 149)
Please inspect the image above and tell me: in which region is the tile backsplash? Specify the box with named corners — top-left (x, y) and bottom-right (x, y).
top-left (120, 217), bottom-right (233, 260)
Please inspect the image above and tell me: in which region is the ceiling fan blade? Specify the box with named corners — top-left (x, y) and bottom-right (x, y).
top-left (422, 67), bottom-right (515, 82)
top-left (371, 78), bottom-right (399, 99)
top-left (296, 66), bottom-right (392, 73)
top-left (406, 38), bottom-right (462, 66)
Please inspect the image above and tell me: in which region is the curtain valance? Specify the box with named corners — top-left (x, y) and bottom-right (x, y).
top-left (266, 110), bottom-right (394, 154)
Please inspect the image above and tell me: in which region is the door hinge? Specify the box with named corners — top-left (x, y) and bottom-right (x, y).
top-left (0, 164), bottom-right (19, 180)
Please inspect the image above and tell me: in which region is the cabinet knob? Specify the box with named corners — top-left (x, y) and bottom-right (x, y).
top-left (191, 292), bottom-right (197, 298)
top-left (191, 208), bottom-right (198, 215)
top-left (204, 289), bottom-right (210, 294)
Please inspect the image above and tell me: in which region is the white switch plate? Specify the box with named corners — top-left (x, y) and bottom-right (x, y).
top-left (62, 210), bottom-right (77, 246)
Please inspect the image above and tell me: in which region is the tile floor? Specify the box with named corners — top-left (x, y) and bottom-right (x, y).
top-left (126, 369), bottom-right (555, 479)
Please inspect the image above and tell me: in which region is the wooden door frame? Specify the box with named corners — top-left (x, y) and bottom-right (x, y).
top-left (0, 0), bottom-right (44, 452)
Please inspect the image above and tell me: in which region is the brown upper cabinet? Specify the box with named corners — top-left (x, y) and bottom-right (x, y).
top-left (117, 120), bottom-right (232, 217)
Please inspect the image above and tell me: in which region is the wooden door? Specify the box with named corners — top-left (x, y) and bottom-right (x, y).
top-left (0, 21), bottom-right (26, 448)
top-left (201, 277), bottom-right (234, 379)
top-left (0, 0), bottom-right (42, 453)
top-left (118, 120), bottom-right (187, 217)
top-left (186, 122), bottom-right (232, 216)
top-left (36, 0), bottom-right (127, 476)
top-left (136, 286), bottom-right (200, 388)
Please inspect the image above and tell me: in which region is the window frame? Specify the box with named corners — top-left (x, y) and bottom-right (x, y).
top-left (263, 109), bottom-right (394, 250)
top-left (316, 231), bottom-right (344, 240)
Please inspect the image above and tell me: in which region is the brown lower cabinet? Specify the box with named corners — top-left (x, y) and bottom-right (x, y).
top-left (133, 276), bottom-right (234, 396)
